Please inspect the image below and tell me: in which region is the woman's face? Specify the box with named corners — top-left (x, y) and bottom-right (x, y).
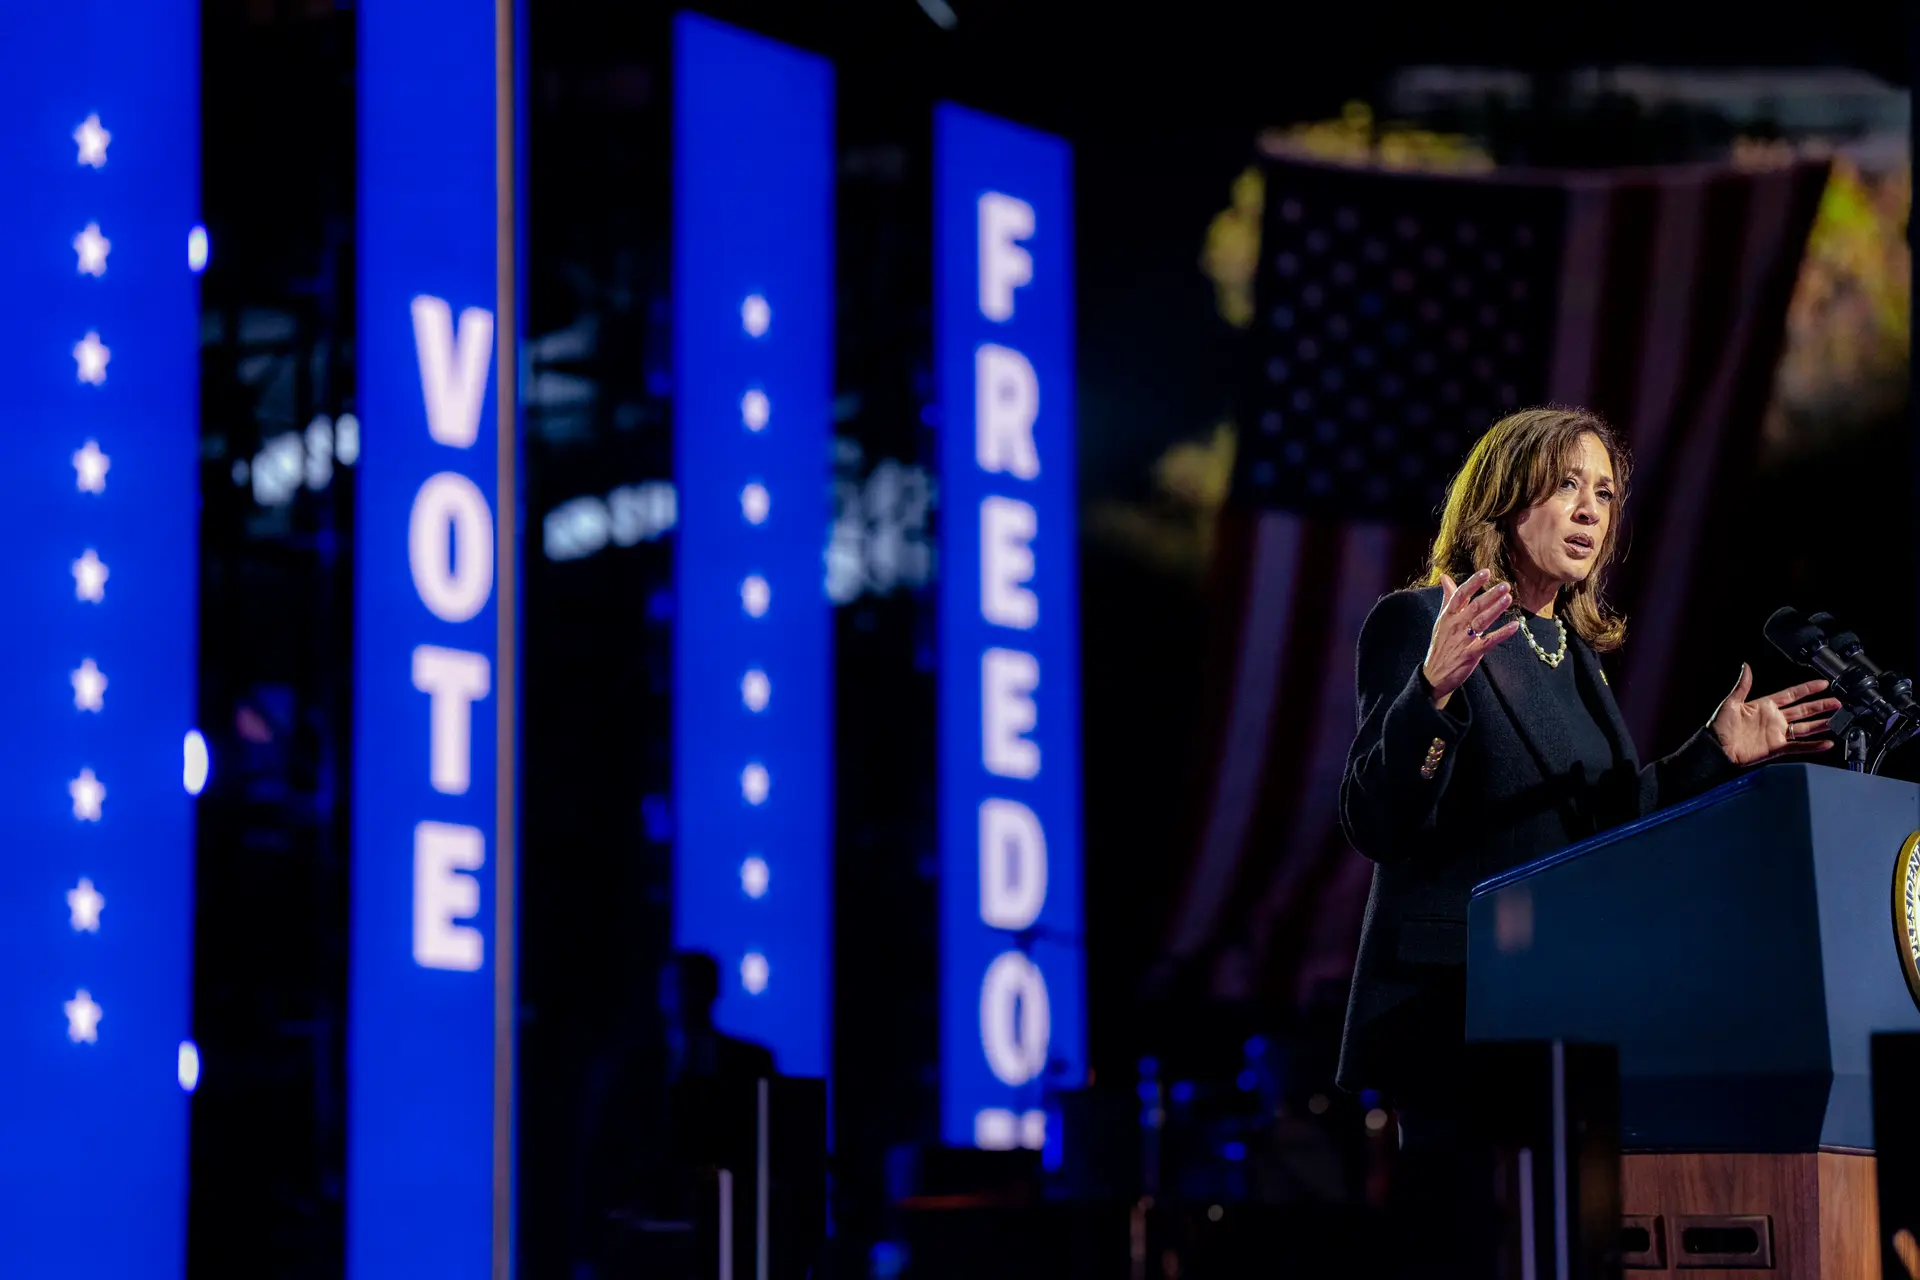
top-left (1509, 432), bottom-right (1615, 593)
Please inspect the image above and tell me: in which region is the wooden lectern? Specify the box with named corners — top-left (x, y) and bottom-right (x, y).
top-left (1466, 764), bottom-right (1920, 1278)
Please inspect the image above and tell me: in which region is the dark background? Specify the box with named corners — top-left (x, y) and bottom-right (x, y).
top-left (188, 0), bottom-right (1910, 1274)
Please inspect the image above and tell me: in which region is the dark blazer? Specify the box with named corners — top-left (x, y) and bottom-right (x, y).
top-left (1336, 586), bottom-right (1737, 1095)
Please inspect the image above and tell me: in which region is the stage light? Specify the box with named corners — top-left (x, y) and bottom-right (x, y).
top-left (741, 294), bottom-right (771, 337)
top-left (186, 226), bottom-right (207, 273)
top-left (182, 730), bottom-right (209, 796)
top-left (177, 1042), bottom-right (200, 1093)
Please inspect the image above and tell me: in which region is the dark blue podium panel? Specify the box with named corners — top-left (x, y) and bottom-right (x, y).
top-left (1468, 764), bottom-right (1920, 1152)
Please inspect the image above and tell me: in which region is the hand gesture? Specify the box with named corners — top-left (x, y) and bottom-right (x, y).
top-left (1423, 569), bottom-right (1522, 709)
top-left (1709, 664), bottom-right (1842, 766)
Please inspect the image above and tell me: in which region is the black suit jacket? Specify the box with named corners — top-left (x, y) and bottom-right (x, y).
top-left (1335, 586), bottom-right (1738, 1095)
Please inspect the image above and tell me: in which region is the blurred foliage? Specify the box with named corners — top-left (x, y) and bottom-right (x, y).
top-left (1257, 101), bottom-right (1496, 176)
top-left (1761, 150), bottom-right (1911, 462)
top-left (1101, 106), bottom-right (1912, 581)
top-left (1085, 424), bottom-right (1237, 585)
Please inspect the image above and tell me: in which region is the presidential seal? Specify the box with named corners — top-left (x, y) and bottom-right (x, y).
top-left (1895, 833), bottom-right (1920, 1011)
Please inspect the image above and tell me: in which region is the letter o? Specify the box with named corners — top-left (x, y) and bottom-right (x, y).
top-left (979, 951), bottom-right (1051, 1087)
top-left (410, 471), bottom-right (495, 623)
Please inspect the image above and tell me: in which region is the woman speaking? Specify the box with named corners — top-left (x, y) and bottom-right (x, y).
top-left (1336, 407), bottom-right (1837, 1191)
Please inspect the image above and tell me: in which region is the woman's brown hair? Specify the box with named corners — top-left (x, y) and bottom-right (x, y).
top-left (1420, 406), bottom-right (1632, 652)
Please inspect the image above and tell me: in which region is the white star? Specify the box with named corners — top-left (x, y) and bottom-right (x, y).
top-left (73, 223), bottom-right (110, 277)
top-left (73, 439), bottom-right (110, 493)
top-left (72, 549), bottom-right (109, 603)
top-left (741, 856), bottom-right (770, 899)
top-left (68, 878), bottom-right (105, 932)
top-left (741, 483), bottom-right (770, 525)
top-left (741, 294), bottom-right (771, 337)
top-left (741, 389), bottom-right (771, 431)
top-left (740, 952), bottom-right (770, 995)
top-left (73, 331), bottom-right (110, 385)
top-left (741, 763), bottom-right (770, 805)
top-left (69, 768), bottom-right (105, 822)
top-left (73, 114), bottom-right (110, 168)
top-left (65, 989), bottom-right (102, 1043)
top-left (741, 668), bottom-right (771, 712)
top-left (740, 575), bottom-right (770, 618)
top-left (71, 659), bottom-right (107, 712)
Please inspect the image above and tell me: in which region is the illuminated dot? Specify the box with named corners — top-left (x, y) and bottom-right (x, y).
top-left (69, 768), bottom-right (105, 822)
top-left (741, 856), bottom-right (770, 899)
top-left (72, 439), bottom-right (110, 493)
top-left (741, 483), bottom-right (770, 525)
top-left (1365, 1108), bottom-right (1389, 1133)
top-left (73, 331), bottom-right (110, 386)
top-left (1208, 1205), bottom-right (1224, 1223)
top-left (183, 730), bottom-right (210, 796)
top-left (71, 658), bottom-right (107, 712)
top-left (187, 225), bottom-right (209, 273)
top-left (73, 113), bottom-right (110, 168)
top-left (1307, 1093), bottom-right (1330, 1115)
top-left (178, 1041), bottom-right (201, 1092)
top-left (741, 294), bottom-right (771, 337)
top-left (336, 414), bottom-right (361, 465)
top-left (741, 951), bottom-right (770, 994)
top-left (741, 763), bottom-right (770, 805)
top-left (742, 389), bottom-right (770, 431)
top-left (65, 989), bottom-right (102, 1043)
top-left (741, 668), bottom-right (771, 712)
top-left (73, 222), bottom-right (110, 277)
top-left (740, 575), bottom-right (770, 618)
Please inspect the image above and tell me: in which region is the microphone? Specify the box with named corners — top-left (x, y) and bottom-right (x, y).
top-left (1809, 611), bottom-right (1920, 716)
top-left (1763, 606), bottom-right (1903, 724)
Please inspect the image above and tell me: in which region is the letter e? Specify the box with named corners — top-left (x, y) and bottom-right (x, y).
top-left (414, 821), bottom-right (485, 971)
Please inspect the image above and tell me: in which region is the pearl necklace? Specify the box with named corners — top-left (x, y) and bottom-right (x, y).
top-left (1520, 612), bottom-right (1569, 669)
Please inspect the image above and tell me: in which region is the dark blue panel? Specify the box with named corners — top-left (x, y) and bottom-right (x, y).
top-left (672, 14), bottom-right (835, 1078)
top-left (935, 103), bottom-right (1085, 1151)
top-left (0, 4), bottom-right (199, 1274)
top-left (351, 1), bottom-right (509, 1274)
top-left (1468, 765), bottom-right (1920, 1151)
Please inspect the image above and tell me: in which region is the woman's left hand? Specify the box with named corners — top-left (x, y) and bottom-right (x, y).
top-left (1709, 663), bottom-right (1843, 766)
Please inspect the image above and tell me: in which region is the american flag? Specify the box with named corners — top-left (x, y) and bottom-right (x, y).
top-left (1161, 154), bottom-right (1830, 1006)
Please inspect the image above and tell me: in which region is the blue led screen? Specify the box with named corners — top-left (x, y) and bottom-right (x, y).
top-left (934, 102), bottom-right (1085, 1151)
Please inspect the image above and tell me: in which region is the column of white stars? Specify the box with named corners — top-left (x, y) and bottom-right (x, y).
top-left (66, 114), bottom-right (113, 1047)
top-left (738, 296), bottom-right (772, 997)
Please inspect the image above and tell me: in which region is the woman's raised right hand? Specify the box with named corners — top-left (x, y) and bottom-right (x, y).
top-left (1422, 569), bottom-right (1521, 709)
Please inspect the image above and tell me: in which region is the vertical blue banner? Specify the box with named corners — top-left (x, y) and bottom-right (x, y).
top-left (0, 4), bottom-right (200, 1274)
top-left (673, 13), bottom-right (835, 1079)
top-left (352, 1), bottom-right (516, 1275)
top-left (935, 104), bottom-right (1084, 1150)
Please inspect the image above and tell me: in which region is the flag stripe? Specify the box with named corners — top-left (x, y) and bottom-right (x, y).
top-left (1619, 166), bottom-right (1814, 737)
top-left (1164, 511), bottom-right (1305, 957)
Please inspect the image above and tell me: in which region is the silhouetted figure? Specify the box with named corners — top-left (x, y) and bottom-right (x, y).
top-left (571, 951), bottom-right (777, 1278)
top-left (660, 950), bottom-right (777, 1087)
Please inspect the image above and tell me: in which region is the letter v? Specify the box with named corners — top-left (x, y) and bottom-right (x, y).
top-left (411, 294), bottom-right (495, 448)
